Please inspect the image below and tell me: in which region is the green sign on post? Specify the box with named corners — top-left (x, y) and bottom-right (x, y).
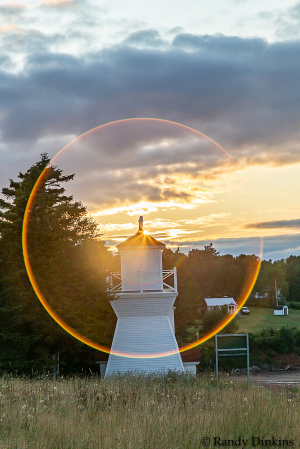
top-left (215, 334), bottom-right (250, 387)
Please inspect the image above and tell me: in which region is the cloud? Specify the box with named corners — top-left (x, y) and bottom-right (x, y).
top-left (240, 3), bottom-right (300, 42)
top-left (0, 33), bottom-right (299, 165)
top-left (105, 233), bottom-right (300, 260)
top-left (0, 3), bottom-right (28, 17)
top-left (274, 3), bottom-right (300, 41)
top-left (17, 118), bottom-right (226, 211)
top-left (98, 222), bottom-right (136, 232)
top-left (0, 29), bottom-right (66, 63)
top-left (1, 31), bottom-right (300, 216)
top-left (159, 234), bottom-right (300, 260)
top-left (244, 219), bottom-right (300, 229)
top-left (122, 29), bottom-right (165, 48)
top-left (42, 0), bottom-right (75, 7)
top-left (0, 24), bottom-right (21, 33)
top-left (166, 27), bottom-right (184, 36)
top-left (183, 213), bottom-right (232, 227)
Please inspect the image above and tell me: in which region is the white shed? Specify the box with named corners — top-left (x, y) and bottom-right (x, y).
top-left (274, 305), bottom-right (289, 316)
top-left (181, 347), bottom-right (200, 377)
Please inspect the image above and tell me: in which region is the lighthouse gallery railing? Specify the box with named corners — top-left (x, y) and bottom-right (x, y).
top-left (108, 267), bottom-right (177, 293)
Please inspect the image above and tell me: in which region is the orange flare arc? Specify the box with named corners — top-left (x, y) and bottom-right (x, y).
top-left (22, 118), bottom-right (260, 358)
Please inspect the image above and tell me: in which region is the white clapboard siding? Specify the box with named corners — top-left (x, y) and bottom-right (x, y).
top-left (110, 294), bottom-right (177, 318)
top-left (168, 307), bottom-right (175, 333)
top-left (105, 316), bottom-right (184, 376)
top-left (121, 249), bottom-right (162, 291)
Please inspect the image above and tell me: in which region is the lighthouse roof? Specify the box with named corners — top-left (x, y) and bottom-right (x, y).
top-left (117, 230), bottom-right (166, 250)
top-left (117, 216), bottom-right (166, 250)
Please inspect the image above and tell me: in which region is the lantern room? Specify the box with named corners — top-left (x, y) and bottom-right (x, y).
top-left (105, 216), bottom-right (184, 377)
top-left (117, 216), bottom-right (165, 292)
top-left (110, 216), bottom-right (177, 294)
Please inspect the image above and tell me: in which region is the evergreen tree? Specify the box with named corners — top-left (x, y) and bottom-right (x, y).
top-left (0, 154), bottom-right (115, 373)
top-left (285, 256), bottom-right (300, 302)
top-left (163, 246), bottom-right (257, 344)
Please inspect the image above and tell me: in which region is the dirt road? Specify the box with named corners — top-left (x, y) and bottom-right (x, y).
top-left (229, 370), bottom-right (300, 385)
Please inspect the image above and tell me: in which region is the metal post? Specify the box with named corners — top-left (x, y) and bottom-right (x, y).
top-left (215, 335), bottom-right (219, 388)
top-left (246, 333), bottom-right (250, 387)
top-left (174, 267), bottom-right (177, 292)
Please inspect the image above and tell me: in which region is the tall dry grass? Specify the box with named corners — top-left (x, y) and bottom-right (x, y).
top-left (0, 373), bottom-right (298, 449)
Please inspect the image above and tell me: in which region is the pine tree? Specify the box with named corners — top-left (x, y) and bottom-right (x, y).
top-left (0, 154), bottom-right (115, 373)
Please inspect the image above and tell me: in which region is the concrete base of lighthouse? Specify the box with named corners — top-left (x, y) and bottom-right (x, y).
top-left (104, 292), bottom-right (184, 377)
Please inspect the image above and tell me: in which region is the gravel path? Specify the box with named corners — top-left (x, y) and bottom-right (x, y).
top-left (229, 370), bottom-right (300, 385)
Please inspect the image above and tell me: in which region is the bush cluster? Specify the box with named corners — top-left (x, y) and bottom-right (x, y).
top-left (198, 327), bottom-right (300, 372)
top-left (249, 327), bottom-right (300, 356)
top-left (286, 301), bottom-right (300, 310)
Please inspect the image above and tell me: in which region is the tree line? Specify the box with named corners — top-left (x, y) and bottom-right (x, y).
top-left (162, 246), bottom-right (300, 343)
top-left (0, 155), bottom-right (299, 373)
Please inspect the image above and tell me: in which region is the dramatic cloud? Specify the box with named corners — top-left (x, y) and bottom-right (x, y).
top-left (244, 219), bottom-right (300, 229)
top-left (0, 32), bottom-right (299, 195)
top-left (104, 232), bottom-right (300, 260)
top-left (46, 119), bottom-right (231, 211)
top-left (158, 234), bottom-right (300, 260)
top-left (1, 18), bottom-right (299, 260)
top-left (1, 37), bottom-right (299, 150)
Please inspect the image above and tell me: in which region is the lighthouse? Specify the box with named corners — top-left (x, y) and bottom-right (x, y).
top-left (104, 216), bottom-right (184, 376)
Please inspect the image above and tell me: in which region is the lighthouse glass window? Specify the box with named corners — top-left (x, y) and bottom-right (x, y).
top-left (121, 249), bottom-right (163, 292)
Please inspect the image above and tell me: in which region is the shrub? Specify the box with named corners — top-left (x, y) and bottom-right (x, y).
top-left (286, 301), bottom-right (300, 310)
top-left (249, 327), bottom-right (299, 357)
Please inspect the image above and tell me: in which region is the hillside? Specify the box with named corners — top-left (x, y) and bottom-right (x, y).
top-left (235, 307), bottom-right (300, 334)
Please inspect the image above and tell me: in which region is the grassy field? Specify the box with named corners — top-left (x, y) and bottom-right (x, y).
top-left (0, 374), bottom-right (298, 449)
top-left (236, 307), bottom-right (300, 334)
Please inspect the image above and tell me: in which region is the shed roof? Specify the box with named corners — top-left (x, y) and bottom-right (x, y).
top-left (180, 347), bottom-right (200, 363)
top-left (274, 305), bottom-right (287, 310)
top-left (117, 230), bottom-right (166, 250)
top-left (204, 297), bottom-right (237, 307)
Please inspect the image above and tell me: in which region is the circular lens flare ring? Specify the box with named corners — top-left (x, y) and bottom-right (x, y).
top-left (48, 118), bottom-right (239, 167)
top-left (22, 118), bottom-right (260, 359)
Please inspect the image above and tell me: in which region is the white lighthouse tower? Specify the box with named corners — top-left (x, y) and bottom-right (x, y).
top-left (105, 216), bottom-right (184, 377)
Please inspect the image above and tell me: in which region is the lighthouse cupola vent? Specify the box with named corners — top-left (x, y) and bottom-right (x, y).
top-left (138, 216), bottom-right (144, 232)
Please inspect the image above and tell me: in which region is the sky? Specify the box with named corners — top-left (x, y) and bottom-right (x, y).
top-left (1, 0), bottom-right (300, 260)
